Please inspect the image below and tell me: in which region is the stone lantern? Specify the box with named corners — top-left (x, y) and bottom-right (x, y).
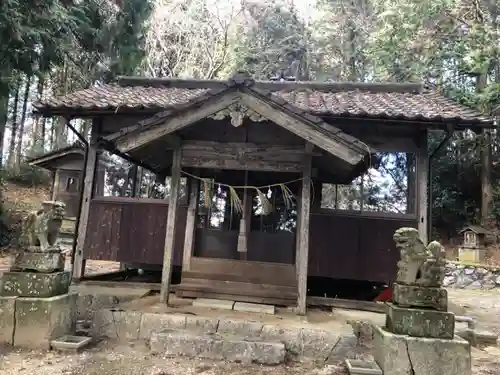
top-left (458, 225), bottom-right (487, 263)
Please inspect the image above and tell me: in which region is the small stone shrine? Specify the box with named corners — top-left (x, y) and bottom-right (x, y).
top-left (0, 201), bottom-right (77, 349)
top-left (373, 227), bottom-right (471, 375)
top-left (458, 225), bottom-right (488, 263)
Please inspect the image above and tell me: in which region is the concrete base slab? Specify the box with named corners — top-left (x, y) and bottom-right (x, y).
top-left (373, 325), bottom-right (471, 375)
top-left (193, 298), bottom-right (235, 310)
top-left (150, 329), bottom-right (285, 365)
top-left (14, 293), bottom-right (77, 349)
top-left (233, 302), bottom-right (276, 315)
top-left (51, 335), bottom-right (91, 352)
top-left (345, 359), bottom-right (382, 375)
top-left (0, 296), bottom-right (16, 346)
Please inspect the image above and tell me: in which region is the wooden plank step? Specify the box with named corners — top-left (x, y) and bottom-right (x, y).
top-left (177, 281), bottom-right (297, 301)
top-left (181, 277), bottom-right (297, 295)
top-left (182, 271), bottom-right (297, 288)
top-left (176, 289), bottom-right (295, 307)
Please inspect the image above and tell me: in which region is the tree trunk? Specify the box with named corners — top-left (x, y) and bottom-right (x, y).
top-left (14, 75), bottom-right (31, 171)
top-left (477, 73), bottom-right (493, 227)
top-left (6, 76), bottom-right (21, 169)
top-left (31, 74), bottom-right (45, 155)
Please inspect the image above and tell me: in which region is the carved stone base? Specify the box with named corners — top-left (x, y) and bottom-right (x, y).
top-left (11, 251), bottom-right (65, 273)
top-left (14, 293), bottom-right (77, 349)
top-left (373, 325), bottom-right (471, 375)
top-left (392, 283), bottom-right (447, 311)
top-left (0, 271), bottom-right (71, 298)
top-left (385, 303), bottom-right (455, 339)
top-left (0, 296), bottom-right (16, 346)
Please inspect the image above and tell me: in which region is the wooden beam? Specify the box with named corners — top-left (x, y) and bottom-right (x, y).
top-left (181, 155), bottom-right (302, 172)
top-left (160, 146), bottom-right (182, 304)
top-left (115, 92), bottom-right (241, 153)
top-left (72, 127), bottom-right (99, 280)
top-left (182, 176), bottom-right (200, 272)
top-left (297, 142), bottom-right (313, 315)
top-left (416, 130), bottom-right (428, 244)
top-left (240, 92), bottom-right (367, 165)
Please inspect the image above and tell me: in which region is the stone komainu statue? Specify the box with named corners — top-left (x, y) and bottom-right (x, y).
top-left (393, 227), bottom-right (445, 287)
top-left (19, 201), bottom-right (66, 252)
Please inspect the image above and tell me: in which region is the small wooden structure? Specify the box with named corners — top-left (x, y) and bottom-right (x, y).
top-left (32, 73), bottom-right (493, 314)
top-left (458, 225), bottom-right (488, 263)
top-left (27, 143), bottom-right (106, 218)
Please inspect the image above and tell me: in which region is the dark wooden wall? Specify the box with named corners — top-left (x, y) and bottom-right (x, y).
top-left (193, 229), bottom-right (295, 264)
top-left (84, 197), bottom-right (187, 265)
top-left (83, 197), bottom-right (416, 283)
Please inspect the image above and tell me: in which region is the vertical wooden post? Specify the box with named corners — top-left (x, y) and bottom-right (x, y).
top-left (416, 131), bottom-right (428, 245)
top-left (182, 176), bottom-right (200, 272)
top-left (237, 188), bottom-right (252, 260)
top-left (297, 143), bottom-right (312, 315)
top-left (295, 185), bottom-right (302, 278)
top-left (72, 126), bottom-right (99, 280)
top-left (51, 169), bottom-right (60, 201)
top-left (160, 146), bottom-right (182, 304)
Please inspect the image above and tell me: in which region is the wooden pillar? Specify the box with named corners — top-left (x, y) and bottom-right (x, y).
top-left (295, 185), bottom-right (302, 278)
top-left (182, 176), bottom-right (200, 272)
top-left (160, 146), bottom-right (182, 304)
top-left (237, 188), bottom-right (252, 260)
top-left (297, 143), bottom-right (312, 315)
top-left (416, 131), bottom-right (429, 244)
top-left (72, 126), bottom-right (99, 280)
top-left (51, 169), bottom-right (60, 201)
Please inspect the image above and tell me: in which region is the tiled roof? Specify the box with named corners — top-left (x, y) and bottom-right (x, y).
top-left (33, 76), bottom-right (493, 125)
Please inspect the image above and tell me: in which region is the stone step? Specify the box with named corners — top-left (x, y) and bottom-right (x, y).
top-left (150, 329), bottom-right (286, 365)
top-left (93, 308), bottom-right (362, 362)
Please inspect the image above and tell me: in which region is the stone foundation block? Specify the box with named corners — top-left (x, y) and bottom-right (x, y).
top-left (193, 298), bottom-right (235, 310)
top-left (185, 315), bottom-right (218, 333)
top-left (260, 325), bottom-right (302, 356)
top-left (150, 330), bottom-right (285, 365)
top-left (11, 251), bottom-right (65, 273)
top-left (1, 271), bottom-right (71, 298)
top-left (139, 313), bottom-right (187, 339)
top-left (0, 296), bottom-right (16, 346)
top-left (386, 303), bottom-right (455, 339)
top-left (373, 325), bottom-right (471, 375)
top-left (392, 283), bottom-right (447, 311)
top-left (14, 293), bottom-right (77, 349)
top-left (92, 308), bottom-right (142, 340)
top-left (300, 328), bottom-right (341, 359)
top-left (233, 302), bottom-right (276, 315)
top-left (217, 319), bottom-right (263, 337)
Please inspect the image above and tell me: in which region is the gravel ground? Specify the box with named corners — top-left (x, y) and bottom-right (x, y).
top-left (0, 340), bottom-right (345, 375)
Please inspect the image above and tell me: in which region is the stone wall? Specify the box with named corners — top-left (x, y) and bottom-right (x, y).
top-left (444, 262), bottom-right (500, 289)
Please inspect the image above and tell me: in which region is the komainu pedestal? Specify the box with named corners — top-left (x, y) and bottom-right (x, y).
top-left (373, 228), bottom-right (471, 375)
top-left (0, 201), bottom-right (77, 349)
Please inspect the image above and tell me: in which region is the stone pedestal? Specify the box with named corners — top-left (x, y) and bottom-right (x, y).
top-left (373, 325), bottom-right (471, 375)
top-left (11, 250), bottom-right (65, 273)
top-left (458, 247), bottom-right (486, 263)
top-left (1, 271), bottom-right (71, 298)
top-left (392, 283), bottom-right (447, 311)
top-left (14, 293), bottom-right (77, 349)
top-left (385, 303), bottom-right (455, 339)
top-left (0, 296), bottom-right (16, 344)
